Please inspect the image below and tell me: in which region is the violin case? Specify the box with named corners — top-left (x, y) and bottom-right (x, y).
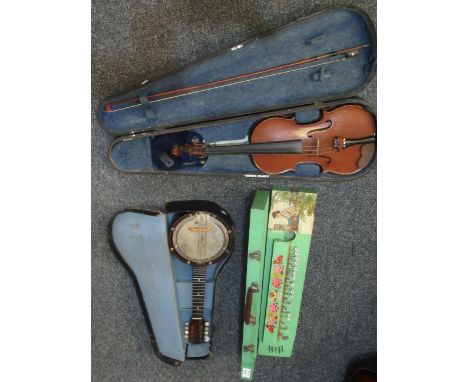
top-left (108, 201), bottom-right (234, 365)
top-left (97, 7), bottom-right (376, 180)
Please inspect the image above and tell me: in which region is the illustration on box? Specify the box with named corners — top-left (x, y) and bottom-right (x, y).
top-left (268, 190), bottom-right (316, 233)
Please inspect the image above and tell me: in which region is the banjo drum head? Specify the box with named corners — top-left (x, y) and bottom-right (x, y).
top-left (170, 212), bottom-right (232, 265)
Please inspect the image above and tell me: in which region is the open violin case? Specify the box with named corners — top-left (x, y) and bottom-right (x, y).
top-left (98, 7), bottom-right (376, 180)
top-left (109, 201), bottom-right (234, 365)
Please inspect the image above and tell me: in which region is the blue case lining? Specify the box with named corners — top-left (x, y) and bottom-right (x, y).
top-left (110, 210), bottom-right (230, 362)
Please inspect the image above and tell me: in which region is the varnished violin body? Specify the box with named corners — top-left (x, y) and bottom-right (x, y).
top-left (170, 104), bottom-right (376, 175)
top-left (251, 104), bottom-right (376, 175)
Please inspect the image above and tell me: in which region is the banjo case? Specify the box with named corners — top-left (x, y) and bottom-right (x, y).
top-left (97, 7), bottom-right (376, 181)
top-left (108, 201), bottom-right (234, 365)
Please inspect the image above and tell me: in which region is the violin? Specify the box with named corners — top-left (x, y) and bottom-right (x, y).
top-left (170, 104), bottom-right (376, 175)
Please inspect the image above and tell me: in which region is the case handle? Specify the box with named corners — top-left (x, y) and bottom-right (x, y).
top-left (244, 282), bottom-right (259, 326)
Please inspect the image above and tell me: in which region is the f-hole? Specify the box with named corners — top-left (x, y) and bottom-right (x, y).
top-left (307, 120), bottom-right (332, 137)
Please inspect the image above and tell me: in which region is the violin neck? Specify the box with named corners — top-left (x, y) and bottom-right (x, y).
top-left (203, 140), bottom-right (303, 155)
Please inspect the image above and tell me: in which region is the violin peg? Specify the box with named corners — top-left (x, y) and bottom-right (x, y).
top-left (169, 145), bottom-right (181, 157)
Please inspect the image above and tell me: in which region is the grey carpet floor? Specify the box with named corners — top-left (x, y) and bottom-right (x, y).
top-left (91, 1), bottom-right (376, 381)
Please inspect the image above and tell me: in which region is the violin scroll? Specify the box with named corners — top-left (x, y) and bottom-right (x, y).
top-left (169, 143), bottom-right (207, 159)
top-left (169, 145), bottom-right (182, 157)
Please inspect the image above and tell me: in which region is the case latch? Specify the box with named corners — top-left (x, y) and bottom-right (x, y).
top-left (248, 250), bottom-right (261, 261)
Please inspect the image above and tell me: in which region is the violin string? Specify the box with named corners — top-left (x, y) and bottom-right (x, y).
top-left (204, 144), bottom-right (373, 154)
top-left (301, 142), bottom-right (374, 154)
top-left (189, 146), bottom-right (374, 158)
top-left (306, 146), bottom-right (373, 155)
top-left (300, 149), bottom-right (348, 155)
top-left (204, 139), bottom-right (375, 150)
top-left (240, 149), bottom-right (343, 156)
top-left (198, 148), bottom-right (367, 158)
top-left (203, 144), bottom-right (372, 150)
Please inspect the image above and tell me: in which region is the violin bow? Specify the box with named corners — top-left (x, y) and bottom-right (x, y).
top-left (104, 43), bottom-right (370, 113)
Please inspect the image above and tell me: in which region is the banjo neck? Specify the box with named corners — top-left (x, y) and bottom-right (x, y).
top-left (170, 209), bottom-right (233, 344)
top-left (186, 265), bottom-right (208, 344)
top-left (192, 265), bottom-right (206, 319)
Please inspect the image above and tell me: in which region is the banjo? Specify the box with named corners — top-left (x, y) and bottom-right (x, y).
top-left (169, 207), bottom-right (234, 344)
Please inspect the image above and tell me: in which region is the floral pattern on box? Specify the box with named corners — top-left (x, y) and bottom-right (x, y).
top-left (265, 255), bottom-right (284, 333)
